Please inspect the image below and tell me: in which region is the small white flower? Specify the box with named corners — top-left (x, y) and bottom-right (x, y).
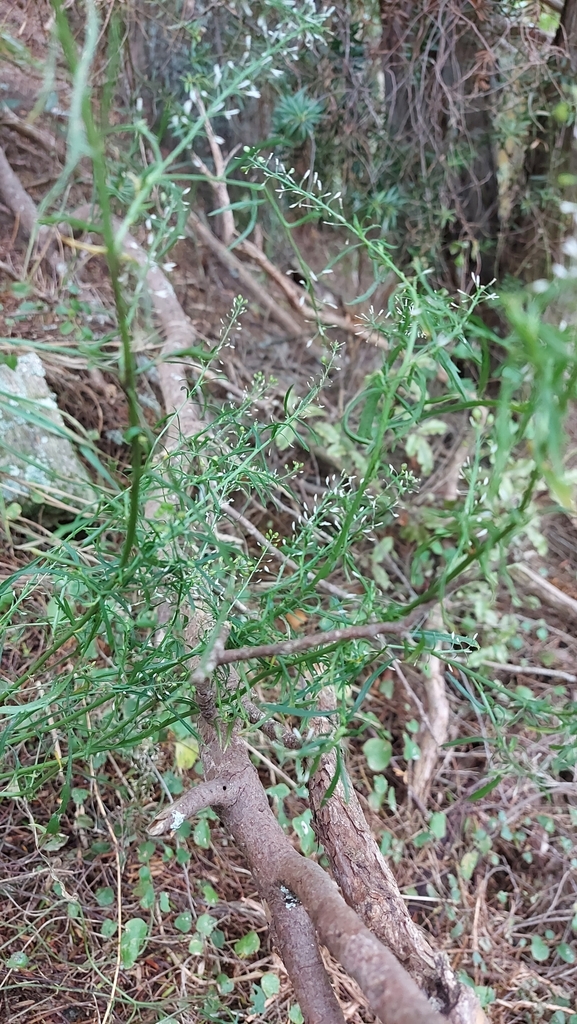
top-left (224, 108), bottom-right (240, 120)
top-left (213, 64), bottom-right (222, 86)
top-left (183, 99), bottom-right (193, 115)
top-left (562, 236), bottom-right (577, 258)
top-left (171, 810), bottom-right (185, 830)
top-left (136, 97), bottom-right (143, 112)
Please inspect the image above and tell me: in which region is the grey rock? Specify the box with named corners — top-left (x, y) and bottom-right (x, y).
top-left (0, 352), bottom-right (97, 514)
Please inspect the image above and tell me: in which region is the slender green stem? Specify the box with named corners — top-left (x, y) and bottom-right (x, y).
top-left (398, 466), bottom-right (540, 617)
top-left (12, 603), bottom-right (99, 689)
top-left (51, 0), bottom-right (143, 570)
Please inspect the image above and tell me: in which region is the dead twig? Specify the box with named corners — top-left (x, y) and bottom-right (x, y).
top-left (191, 93), bottom-right (235, 245)
top-left (220, 501), bottom-right (356, 600)
top-left (183, 112), bottom-right (388, 348)
top-left (477, 660), bottom-right (577, 684)
top-left (0, 104), bottom-right (66, 162)
top-left (406, 607), bottom-right (451, 803)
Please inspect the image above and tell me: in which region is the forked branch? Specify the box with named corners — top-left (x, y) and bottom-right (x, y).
top-left (149, 731), bottom-right (446, 1024)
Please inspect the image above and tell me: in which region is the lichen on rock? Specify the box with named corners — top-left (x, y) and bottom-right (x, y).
top-left (0, 352), bottom-right (97, 514)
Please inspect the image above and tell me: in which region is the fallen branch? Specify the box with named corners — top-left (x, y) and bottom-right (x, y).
top-left (510, 561), bottom-right (577, 620)
top-left (479, 659), bottom-right (577, 683)
top-left (408, 609), bottom-right (451, 803)
top-left (308, 688), bottom-right (488, 1024)
top-left (187, 211), bottom-right (308, 340)
top-left (0, 144), bottom-right (62, 276)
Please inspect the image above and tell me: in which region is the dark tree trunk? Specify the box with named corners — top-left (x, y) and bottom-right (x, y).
top-left (555, 0), bottom-right (577, 56)
top-left (378, 0), bottom-right (501, 285)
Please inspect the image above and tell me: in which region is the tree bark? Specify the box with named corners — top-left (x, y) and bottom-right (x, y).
top-left (555, 0), bottom-right (577, 59)
top-left (308, 689), bottom-right (487, 1024)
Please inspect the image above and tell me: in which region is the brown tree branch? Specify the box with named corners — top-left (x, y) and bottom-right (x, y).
top-left (183, 614), bottom-right (346, 1024)
top-left (148, 775), bottom-right (240, 834)
top-left (0, 145), bottom-right (62, 276)
top-left (396, 609), bottom-right (451, 804)
top-left (214, 617), bottom-right (418, 667)
top-left (187, 211), bottom-right (308, 339)
top-left (308, 688), bottom-right (488, 1024)
top-left (149, 728), bottom-right (446, 1024)
top-left (263, 882), bottom-right (346, 1024)
top-left (241, 696), bottom-right (303, 749)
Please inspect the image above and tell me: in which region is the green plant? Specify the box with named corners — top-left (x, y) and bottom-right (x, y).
top-left (2, 1), bottom-right (577, 1019)
top-left (272, 88), bottom-right (325, 145)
